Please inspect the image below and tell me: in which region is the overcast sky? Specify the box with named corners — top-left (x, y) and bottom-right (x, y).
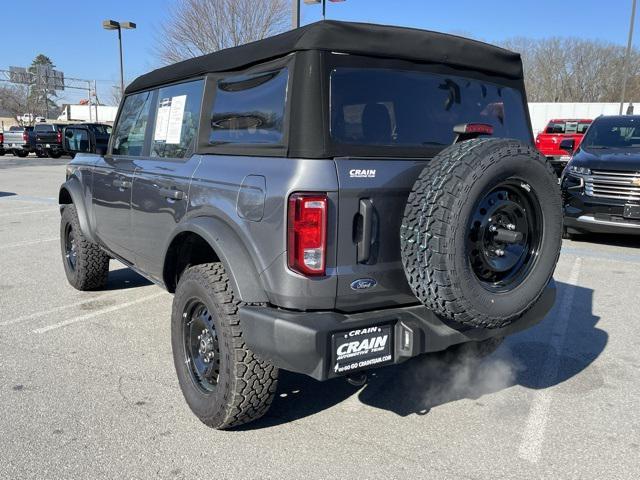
top-left (2, 0), bottom-right (638, 105)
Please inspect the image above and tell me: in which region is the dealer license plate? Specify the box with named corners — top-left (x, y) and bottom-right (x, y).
top-left (331, 324), bottom-right (393, 375)
top-left (623, 204), bottom-right (640, 219)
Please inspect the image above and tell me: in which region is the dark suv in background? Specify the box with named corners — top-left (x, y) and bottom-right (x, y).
top-left (561, 115), bottom-right (640, 238)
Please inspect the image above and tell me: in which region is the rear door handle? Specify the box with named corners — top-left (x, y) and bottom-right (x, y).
top-left (357, 199), bottom-right (374, 263)
top-left (113, 179), bottom-right (132, 189)
top-left (159, 188), bottom-right (185, 200)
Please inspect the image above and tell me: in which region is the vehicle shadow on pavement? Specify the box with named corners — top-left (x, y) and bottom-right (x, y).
top-left (103, 267), bottom-right (153, 290)
top-left (244, 280), bottom-right (605, 428)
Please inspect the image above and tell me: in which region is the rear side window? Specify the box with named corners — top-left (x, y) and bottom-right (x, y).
top-left (209, 68), bottom-right (288, 145)
top-left (34, 124), bottom-right (54, 132)
top-left (545, 121), bottom-right (591, 134)
top-left (330, 68), bottom-right (530, 147)
top-left (111, 91), bottom-right (153, 156)
top-left (151, 79), bottom-right (204, 158)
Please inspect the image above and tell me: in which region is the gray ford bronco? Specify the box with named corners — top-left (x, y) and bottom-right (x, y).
top-left (59, 21), bottom-right (561, 429)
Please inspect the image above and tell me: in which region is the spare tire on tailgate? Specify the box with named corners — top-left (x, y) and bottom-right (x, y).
top-left (401, 138), bottom-right (562, 329)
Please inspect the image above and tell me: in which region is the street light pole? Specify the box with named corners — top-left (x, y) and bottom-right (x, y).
top-left (292, 0), bottom-right (300, 29)
top-left (103, 20), bottom-right (136, 99)
top-left (620, 0), bottom-right (637, 115)
top-left (117, 25), bottom-right (124, 97)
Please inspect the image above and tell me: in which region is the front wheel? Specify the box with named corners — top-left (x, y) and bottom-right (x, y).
top-left (171, 263), bottom-right (278, 429)
top-left (60, 204), bottom-right (110, 290)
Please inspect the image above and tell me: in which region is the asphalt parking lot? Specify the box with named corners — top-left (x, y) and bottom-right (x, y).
top-left (1, 153), bottom-right (639, 479)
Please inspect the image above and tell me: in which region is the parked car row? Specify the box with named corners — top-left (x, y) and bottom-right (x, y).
top-left (0, 123), bottom-right (111, 158)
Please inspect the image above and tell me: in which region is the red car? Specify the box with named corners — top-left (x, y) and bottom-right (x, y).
top-left (535, 119), bottom-right (592, 176)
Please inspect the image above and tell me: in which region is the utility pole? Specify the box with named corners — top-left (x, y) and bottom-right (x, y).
top-left (620, 0), bottom-right (637, 115)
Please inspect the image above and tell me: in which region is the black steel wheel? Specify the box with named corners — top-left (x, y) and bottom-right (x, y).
top-left (182, 300), bottom-right (221, 393)
top-left (401, 138), bottom-right (562, 329)
top-left (171, 263), bottom-right (279, 429)
top-left (64, 222), bottom-right (78, 272)
top-left (467, 179), bottom-right (543, 293)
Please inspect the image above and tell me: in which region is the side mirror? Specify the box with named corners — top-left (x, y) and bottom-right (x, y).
top-left (95, 146), bottom-right (107, 156)
top-left (65, 130), bottom-right (74, 139)
top-left (560, 138), bottom-right (575, 153)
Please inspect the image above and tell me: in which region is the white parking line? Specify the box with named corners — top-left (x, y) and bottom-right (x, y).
top-left (517, 257), bottom-right (582, 463)
top-left (0, 290), bottom-right (124, 327)
top-left (0, 208), bottom-right (56, 217)
top-left (33, 292), bottom-right (167, 334)
top-left (0, 237), bottom-right (57, 250)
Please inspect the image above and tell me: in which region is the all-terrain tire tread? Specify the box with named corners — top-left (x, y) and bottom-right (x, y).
top-left (178, 263), bottom-right (278, 429)
top-left (61, 204), bottom-right (110, 290)
top-left (401, 138), bottom-right (561, 329)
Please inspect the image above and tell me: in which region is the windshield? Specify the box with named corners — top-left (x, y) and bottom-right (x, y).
top-left (330, 68), bottom-right (530, 148)
top-left (581, 117), bottom-right (640, 149)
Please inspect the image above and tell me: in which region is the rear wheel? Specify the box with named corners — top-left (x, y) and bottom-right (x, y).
top-left (401, 138), bottom-right (562, 329)
top-left (60, 204), bottom-right (110, 290)
top-left (171, 263), bottom-right (278, 429)
top-left (48, 150), bottom-right (62, 159)
top-left (15, 150), bottom-right (28, 158)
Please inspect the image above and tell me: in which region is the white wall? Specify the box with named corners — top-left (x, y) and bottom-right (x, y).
top-left (528, 102), bottom-right (638, 134)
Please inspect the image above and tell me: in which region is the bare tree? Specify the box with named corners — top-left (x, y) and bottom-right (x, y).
top-left (501, 37), bottom-right (640, 103)
top-left (108, 85), bottom-right (123, 107)
top-left (0, 84), bottom-right (30, 124)
top-left (156, 0), bottom-right (289, 65)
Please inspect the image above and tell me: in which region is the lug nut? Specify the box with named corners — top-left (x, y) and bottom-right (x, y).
top-left (489, 225), bottom-right (497, 232)
top-left (495, 249), bottom-right (505, 257)
top-left (507, 223), bottom-right (516, 231)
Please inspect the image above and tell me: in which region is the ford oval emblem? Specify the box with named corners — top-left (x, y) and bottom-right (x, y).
top-left (350, 278), bottom-right (377, 290)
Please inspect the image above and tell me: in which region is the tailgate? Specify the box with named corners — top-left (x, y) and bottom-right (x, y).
top-left (4, 132), bottom-right (25, 144)
top-left (36, 131), bottom-right (58, 143)
top-left (536, 134), bottom-right (563, 156)
top-left (334, 158), bottom-right (428, 312)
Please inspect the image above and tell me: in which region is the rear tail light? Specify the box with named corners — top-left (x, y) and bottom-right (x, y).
top-left (0, 133), bottom-right (3, 143)
top-left (23, 131), bottom-right (28, 142)
top-left (57, 130), bottom-right (62, 143)
top-left (287, 193), bottom-right (327, 276)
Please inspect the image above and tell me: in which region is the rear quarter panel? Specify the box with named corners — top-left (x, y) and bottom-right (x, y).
top-left (187, 154), bottom-right (340, 310)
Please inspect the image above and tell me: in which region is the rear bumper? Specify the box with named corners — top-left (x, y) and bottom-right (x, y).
top-left (547, 156), bottom-right (571, 177)
top-left (36, 143), bottom-right (62, 152)
top-left (240, 281), bottom-right (556, 381)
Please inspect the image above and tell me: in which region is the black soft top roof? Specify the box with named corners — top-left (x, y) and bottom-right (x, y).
top-left (126, 20), bottom-right (523, 94)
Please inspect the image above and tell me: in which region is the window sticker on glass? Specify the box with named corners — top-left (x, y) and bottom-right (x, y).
top-left (154, 98), bottom-right (171, 141)
top-left (153, 95), bottom-right (187, 144)
top-left (166, 95), bottom-right (186, 144)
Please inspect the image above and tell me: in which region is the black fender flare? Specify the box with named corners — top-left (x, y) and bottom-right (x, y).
top-left (58, 178), bottom-right (97, 243)
top-left (167, 217), bottom-right (269, 303)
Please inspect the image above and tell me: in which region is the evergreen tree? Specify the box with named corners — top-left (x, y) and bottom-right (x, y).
top-left (27, 54), bottom-right (59, 118)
